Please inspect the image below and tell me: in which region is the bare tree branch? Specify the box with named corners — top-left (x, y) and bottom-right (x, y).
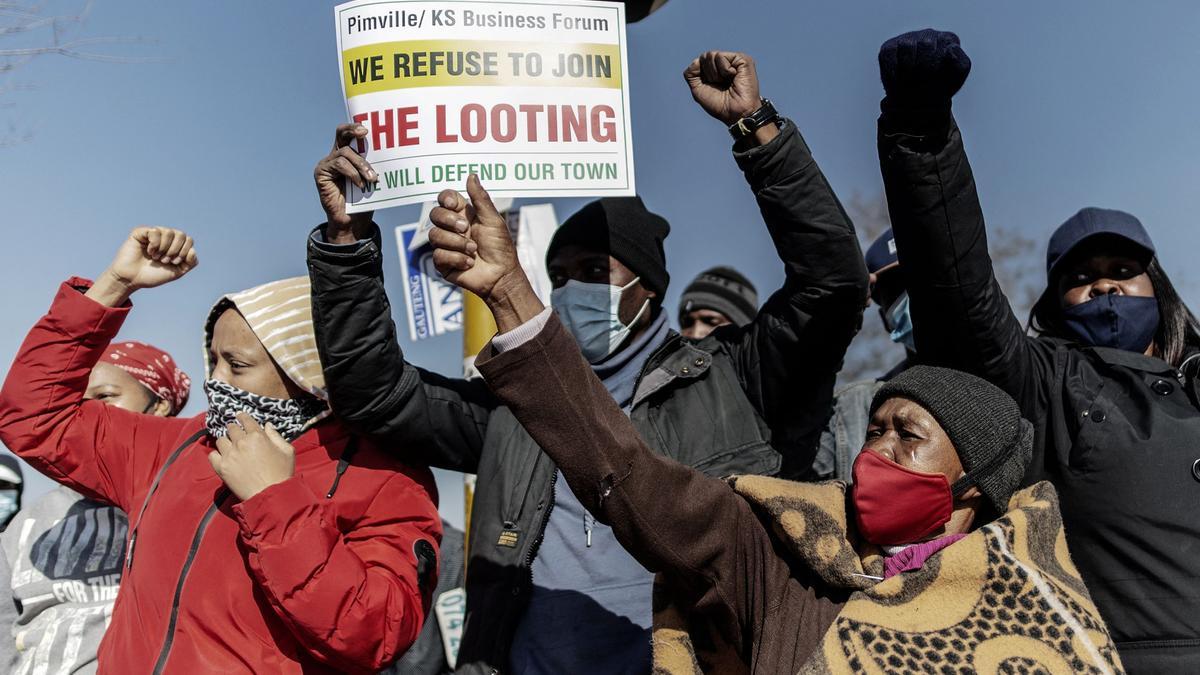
top-left (838, 191), bottom-right (1043, 386)
top-left (2, 1), bottom-right (157, 146)
top-left (0, 35), bottom-right (161, 63)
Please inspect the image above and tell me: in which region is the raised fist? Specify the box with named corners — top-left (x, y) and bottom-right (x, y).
top-left (683, 51), bottom-right (762, 126)
top-left (106, 227), bottom-right (198, 291)
top-left (878, 29), bottom-right (971, 107)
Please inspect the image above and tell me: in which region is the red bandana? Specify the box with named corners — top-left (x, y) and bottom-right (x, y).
top-left (101, 341), bottom-right (191, 414)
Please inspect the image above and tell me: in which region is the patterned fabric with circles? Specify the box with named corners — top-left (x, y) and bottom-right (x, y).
top-left (651, 479), bottom-right (1124, 674)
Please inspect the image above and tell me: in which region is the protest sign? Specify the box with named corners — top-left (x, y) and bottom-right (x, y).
top-left (334, 0), bottom-right (635, 212)
top-left (396, 204), bottom-right (464, 341)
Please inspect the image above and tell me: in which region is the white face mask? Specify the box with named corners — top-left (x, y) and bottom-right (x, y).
top-left (551, 277), bottom-right (651, 363)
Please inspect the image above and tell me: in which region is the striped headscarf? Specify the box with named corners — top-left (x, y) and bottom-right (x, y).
top-left (203, 276), bottom-right (329, 427)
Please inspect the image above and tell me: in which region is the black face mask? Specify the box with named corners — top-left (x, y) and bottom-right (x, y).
top-left (1062, 295), bottom-right (1159, 353)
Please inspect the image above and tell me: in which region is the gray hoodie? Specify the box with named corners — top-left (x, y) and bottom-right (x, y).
top-left (1, 485), bottom-right (126, 675)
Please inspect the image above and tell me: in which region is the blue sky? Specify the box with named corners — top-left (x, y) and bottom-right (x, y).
top-left (3, 0), bottom-right (1198, 525)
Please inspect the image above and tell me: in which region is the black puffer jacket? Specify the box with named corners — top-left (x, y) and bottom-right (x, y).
top-left (879, 116), bottom-right (1200, 673)
top-left (308, 120), bottom-right (868, 673)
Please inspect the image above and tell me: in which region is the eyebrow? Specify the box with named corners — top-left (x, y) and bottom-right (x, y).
top-left (893, 408), bottom-right (934, 433)
top-left (219, 348), bottom-right (257, 362)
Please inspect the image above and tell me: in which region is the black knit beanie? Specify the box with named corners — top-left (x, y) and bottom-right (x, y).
top-left (870, 365), bottom-right (1033, 515)
top-left (545, 196), bottom-right (671, 296)
top-left (678, 266), bottom-right (759, 327)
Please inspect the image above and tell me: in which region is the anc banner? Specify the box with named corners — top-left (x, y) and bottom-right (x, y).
top-left (335, 0), bottom-right (635, 212)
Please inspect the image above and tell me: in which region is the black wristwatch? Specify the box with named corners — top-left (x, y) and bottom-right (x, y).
top-left (728, 98), bottom-right (780, 140)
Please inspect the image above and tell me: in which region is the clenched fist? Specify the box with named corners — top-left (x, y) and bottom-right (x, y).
top-left (208, 412), bottom-right (296, 501)
top-left (86, 227), bottom-right (198, 307)
top-left (683, 51), bottom-right (763, 126)
top-left (878, 29), bottom-right (971, 107)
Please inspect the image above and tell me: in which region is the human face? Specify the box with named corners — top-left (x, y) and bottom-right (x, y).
top-left (679, 308), bottom-right (730, 340)
top-left (547, 244), bottom-right (657, 328)
top-left (863, 398), bottom-right (961, 477)
top-left (1056, 237), bottom-right (1154, 309)
top-left (85, 362), bottom-right (170, 416)
top-left (209, 309), bottom-right (299, 400)
top-left (862, 397), bottom-right (982, 536)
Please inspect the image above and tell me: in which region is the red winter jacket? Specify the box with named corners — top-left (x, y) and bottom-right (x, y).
top-left (0, 280), bottom-right (442, 674)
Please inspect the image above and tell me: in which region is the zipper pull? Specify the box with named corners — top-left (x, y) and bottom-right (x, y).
top-left (126, 532), bottom-right (137, 571)
top-left (585, 513), bottom-right (593, 548)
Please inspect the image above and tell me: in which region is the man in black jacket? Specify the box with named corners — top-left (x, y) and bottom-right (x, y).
top-left (306, 50), bottom-right (867, 674)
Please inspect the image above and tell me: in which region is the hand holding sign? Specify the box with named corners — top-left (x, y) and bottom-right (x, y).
top-left (314, 123), bottom-right (378, 243)
top-left (428, 176), bottom-right (544, 332)
top-left (683, 51), bottom-right (763, 126)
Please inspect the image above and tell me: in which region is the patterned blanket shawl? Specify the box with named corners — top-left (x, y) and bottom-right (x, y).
top-left (652, 479), bottom-right (1124, 674)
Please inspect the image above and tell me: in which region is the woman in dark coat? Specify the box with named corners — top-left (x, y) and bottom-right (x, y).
top-left (875, 29), bottom-right (1200, 673)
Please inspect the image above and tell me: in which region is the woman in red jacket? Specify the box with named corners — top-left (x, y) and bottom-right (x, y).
top-left (0, 227), bottom-right (441, 674)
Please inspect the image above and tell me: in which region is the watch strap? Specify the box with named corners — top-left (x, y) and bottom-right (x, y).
top-left (728, 98), bottom-right (780, 139)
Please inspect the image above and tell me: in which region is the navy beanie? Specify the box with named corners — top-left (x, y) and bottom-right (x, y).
top-left (865, 228), bottom-right (899, 274)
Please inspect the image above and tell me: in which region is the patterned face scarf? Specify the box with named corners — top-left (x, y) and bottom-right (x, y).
top-left (204, 379), bottom-right (327, 441)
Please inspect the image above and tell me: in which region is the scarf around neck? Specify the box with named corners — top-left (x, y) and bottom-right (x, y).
top-left (591, 311), bottom-right (670, 410)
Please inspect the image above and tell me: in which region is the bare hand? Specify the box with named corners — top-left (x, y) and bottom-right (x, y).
top-left (314, 123), bottom-right (377, 242)
top-left (683, 51), bottom-right (762, 125)
top-left (428, 175), bottom-right (525, 300)
top-left (87, 226), bottom-right (198, 307)
top-left (208, 412), bottom-right (296, 501)
top-left (428, 176), bottom-right (543, 331)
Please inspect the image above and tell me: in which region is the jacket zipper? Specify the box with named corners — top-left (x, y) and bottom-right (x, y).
top-left (520, 472), bottom-right (556, 602)
top-left (150, 487), bottom-right (231, 675)
top-left (127, 429), bottom-right (207, 572)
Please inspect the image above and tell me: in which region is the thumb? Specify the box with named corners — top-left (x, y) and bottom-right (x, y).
top-left (207, 451), bottom-right (223, 475)
top-left (466, 174), bottom-right (500, 221)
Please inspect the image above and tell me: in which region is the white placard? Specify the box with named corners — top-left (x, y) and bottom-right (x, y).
top-left (335, 0), bottom-right (635, 212)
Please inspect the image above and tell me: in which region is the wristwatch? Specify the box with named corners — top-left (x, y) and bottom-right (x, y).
top-left (728, 98), bottom-right (780, 140)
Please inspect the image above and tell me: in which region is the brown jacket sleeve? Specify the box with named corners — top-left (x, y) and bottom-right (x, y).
top-left (475, 314), bottom-right (838, 661)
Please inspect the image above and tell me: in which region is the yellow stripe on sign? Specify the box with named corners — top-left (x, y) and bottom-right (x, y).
top-left (342, 39), bottom-right (622, 96)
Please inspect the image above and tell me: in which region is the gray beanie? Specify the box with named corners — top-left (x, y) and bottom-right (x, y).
top-left (870, 365), bottom-right (1033, 515)
top-left (678, 266), bottom-right (758, 327)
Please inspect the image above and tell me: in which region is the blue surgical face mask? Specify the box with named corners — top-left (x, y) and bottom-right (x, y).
top-left (551, 277), bottom-right (651, 363)
top-left (0, 489), bottom-right (19, 525)
top-left (882, 292), bottom-right (916, 352)
top-left (1062, 294), bottom-right (1159, 353)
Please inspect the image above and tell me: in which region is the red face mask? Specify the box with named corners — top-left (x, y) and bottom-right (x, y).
top-left (851, 450), bottom-right (956, 546)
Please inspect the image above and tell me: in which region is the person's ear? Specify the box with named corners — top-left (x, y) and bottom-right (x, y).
top-left (149, 397), bottom-right (174, 418)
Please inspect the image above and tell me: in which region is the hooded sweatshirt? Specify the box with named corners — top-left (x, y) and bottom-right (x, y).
top-left (2, 485), bottom-right (125, 675)
top-left (0, 277), bottom-right (441, 674)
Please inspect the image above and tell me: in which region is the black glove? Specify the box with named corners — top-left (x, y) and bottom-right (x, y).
top-left (878, 29), bottom-right (971, 141)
